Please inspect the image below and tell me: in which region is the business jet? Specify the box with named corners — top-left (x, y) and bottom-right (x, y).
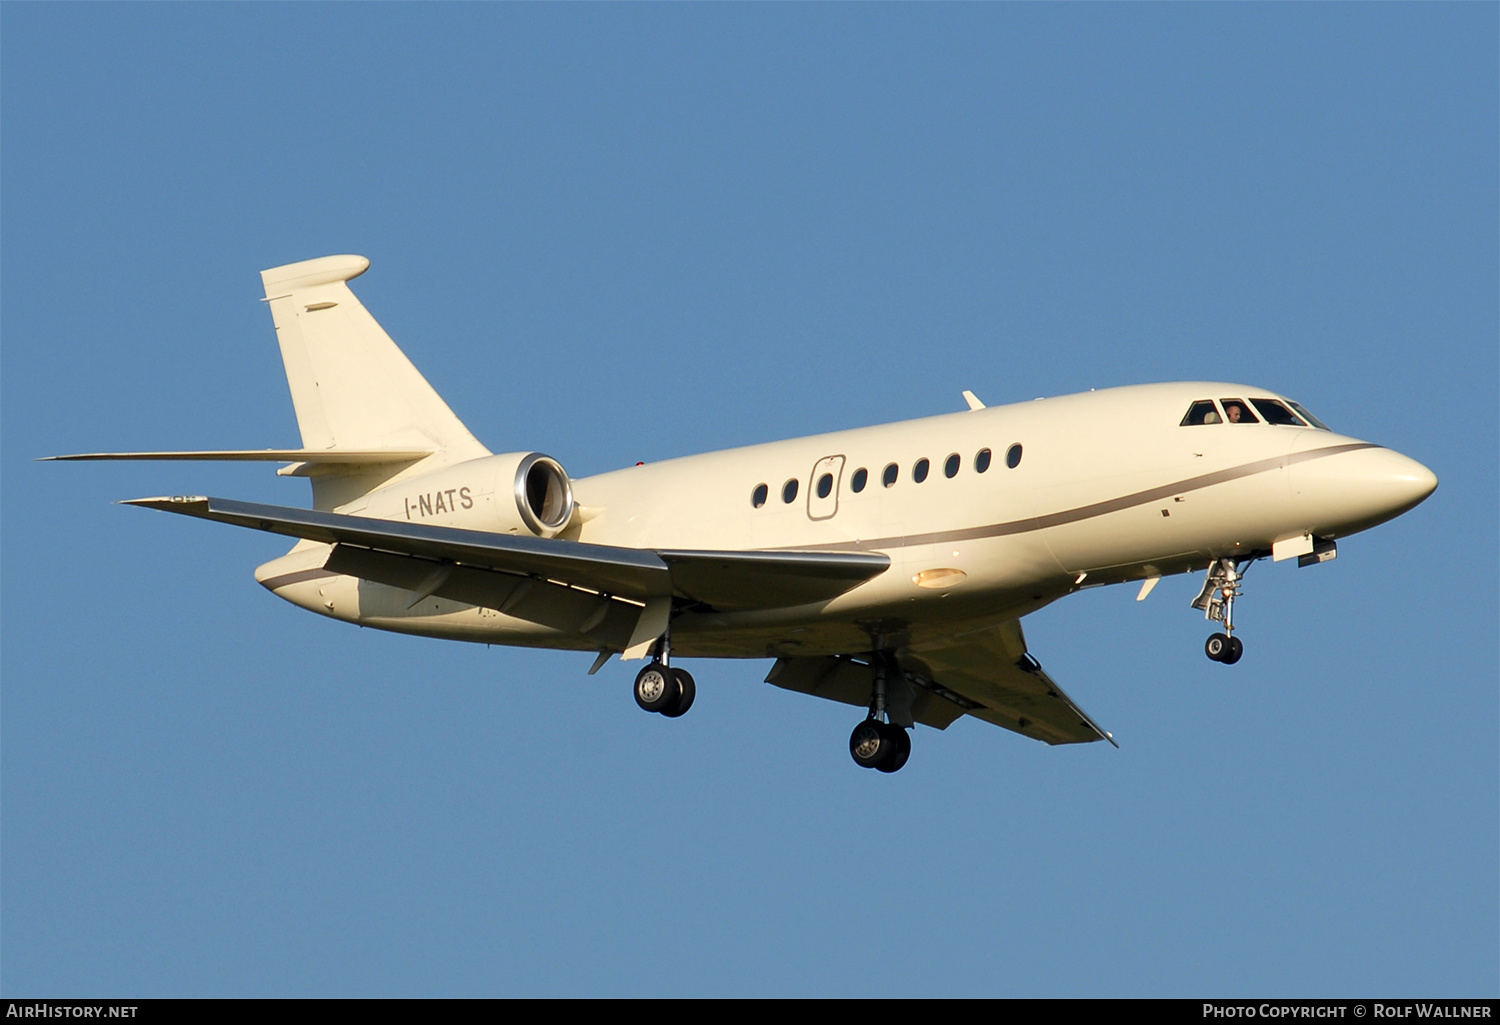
top-left (49, 255), bottom-right (1437, 772)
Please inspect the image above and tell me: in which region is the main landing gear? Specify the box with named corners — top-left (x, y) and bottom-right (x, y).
top-left (632, 635), bottom-right (696, 718)
top-left (1204, 632), bottom-right (1243, 665)
top-left (849, 719), bottom-right (910, 773)
top-left (1194, 557), bottom-right (1248, 665)
top-left (630, 633), bottom-right (916, 770)
top-left (849, 653), bottom-right (911, 773)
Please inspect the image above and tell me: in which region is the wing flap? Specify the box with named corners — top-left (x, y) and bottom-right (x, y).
top-left (658, 549), bottom-right (890, 611)
top-left (765, 656), bottom-right (968, 730)
top-left (323, 544), bottom-right (641, 646)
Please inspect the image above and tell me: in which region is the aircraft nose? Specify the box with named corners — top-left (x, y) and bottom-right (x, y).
top-left (1288, 436), bottom-right (1437, 536)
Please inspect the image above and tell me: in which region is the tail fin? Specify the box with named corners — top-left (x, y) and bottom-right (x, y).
top-left (261, 255), bottom-right (491, 509)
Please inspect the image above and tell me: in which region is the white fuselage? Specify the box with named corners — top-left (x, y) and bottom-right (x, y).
top-left (256, 381), bottom-right (1436, 659)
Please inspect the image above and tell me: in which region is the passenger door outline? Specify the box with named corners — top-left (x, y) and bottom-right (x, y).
top-left (807, 455), bottom-right (845, 521)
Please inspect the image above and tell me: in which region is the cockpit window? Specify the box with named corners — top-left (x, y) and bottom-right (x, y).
top-left (1181, 400), bottom-right (1222, 426)
top-left (1286, 400), bottom-right (1331, 431)
top-left (1219, 399), bottom-right (1259, 424)
top-left (1249, 398), bottom-right (1307, 426)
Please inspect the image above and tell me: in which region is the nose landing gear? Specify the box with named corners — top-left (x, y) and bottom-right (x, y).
top-left (1194, 558), bottom-right (1248, 664)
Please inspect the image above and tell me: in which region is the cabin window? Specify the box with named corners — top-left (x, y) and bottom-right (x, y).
top-left (975, 448), bottom-right (992, 473)
top-left (913, 458), bottom-right (930, 483)
top-left (782, 478), bottom-right (799, 503)
top-left (1250, 398), bottom-right (1307, 426)
top-left (1220, 399), bottom-right (1259, 424)
top-left (1181, 400), bottom-right (1221, 426)
top-left (850, 467), bottom-right (868, 493)
top-left (944, 453), bottom-right (961, 478)
top-left (1287, 400), bottom-right (1331, 431)
top-left (882, 463), bottom-right (899, 487)
top-left (751, 483), bottom-right (768, 508)
top-left (816, 473), bottom-right (834, 499)
top-left (1006, 444), bottom-right (1023, 469)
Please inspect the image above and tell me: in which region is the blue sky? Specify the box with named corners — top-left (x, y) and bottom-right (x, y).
top-left (3, 4), bottom-right (1495, 997)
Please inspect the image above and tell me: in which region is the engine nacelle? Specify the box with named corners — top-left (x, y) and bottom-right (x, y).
top-left (355, 452), bottom-right (575, 538)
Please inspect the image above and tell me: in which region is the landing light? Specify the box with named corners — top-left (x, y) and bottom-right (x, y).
top-left (914, 568), bottom-right (966, 589)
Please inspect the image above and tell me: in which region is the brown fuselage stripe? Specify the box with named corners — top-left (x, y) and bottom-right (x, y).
top-left (255, 444), bottom-right (1381, 580)
top-left (777, 443), bottom-right (1380, 554)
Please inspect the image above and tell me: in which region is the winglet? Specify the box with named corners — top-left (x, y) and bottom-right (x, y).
top-left (961, 390), bottom-right (985, 411)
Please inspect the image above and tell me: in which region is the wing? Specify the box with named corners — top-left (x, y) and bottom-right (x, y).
top-left (904, 619), bottom-right (1115, 745)
top-left (766, 619), bottom-right (1114, 746)
top-left (123, 495), bottom-right (890, 612)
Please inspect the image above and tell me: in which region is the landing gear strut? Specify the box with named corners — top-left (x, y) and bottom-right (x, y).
top-left (1194, 558), bottom-right (1247, 664)
top-left (849, 653), bottom-right (911, 772)
top-left (632, 634), bottom-right (695, 717)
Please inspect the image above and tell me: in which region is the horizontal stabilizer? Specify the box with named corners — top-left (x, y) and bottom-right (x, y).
top-left (44, 449), bottom-right (433, 464)
top-left (124, 496), bottom-right (890, 612)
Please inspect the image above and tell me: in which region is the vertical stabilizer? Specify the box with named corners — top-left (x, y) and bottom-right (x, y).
top-left (260, 255), bottom-right (491, 509)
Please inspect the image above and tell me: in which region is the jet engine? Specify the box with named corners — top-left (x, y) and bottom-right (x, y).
top-left (355, 452), bottom-right (576, 538)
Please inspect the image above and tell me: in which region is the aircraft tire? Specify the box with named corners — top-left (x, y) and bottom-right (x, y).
top-left (849, 720), bottom-right (893, 769)
top-left (634, 663), bottom-right (678, 713)
top-left (1222, 637), bottom-right (1244, 665)
top-left (877, 725), bottom-right (911, 773)
top-left (660, 668), bottom-right (696, 717)
top-left (1205, 633), bottom-right (1230, 662)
